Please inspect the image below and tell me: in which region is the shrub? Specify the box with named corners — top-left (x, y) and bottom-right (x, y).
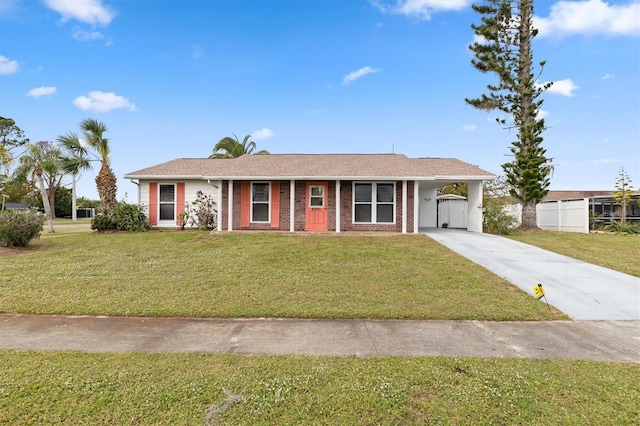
top-left (482, 199), bottom-right (518, 235)
top-left (603, 221), bottom-right (640, 234)
top-left (91, 202), bottom-right (150, 232)
top-left (184, 191), bottom-right (218, 230)
top-left (91, 214), bottom-right (116, 231)
top-left (114, 202), bottom-right (151, 232)
top-left (0, 209), bottom-right (45, 247)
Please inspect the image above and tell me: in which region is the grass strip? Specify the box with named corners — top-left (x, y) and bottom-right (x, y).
top-left (508, 231), bottom-right (640, 277)
top-left (1, 350), bottom-right (637, 425)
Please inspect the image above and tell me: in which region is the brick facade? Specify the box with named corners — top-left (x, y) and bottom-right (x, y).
top-left (221, 179), bottom-right (414, 233)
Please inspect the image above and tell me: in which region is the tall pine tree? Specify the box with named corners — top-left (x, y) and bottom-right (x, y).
top-left (466, 0), bottom-right (552, 229)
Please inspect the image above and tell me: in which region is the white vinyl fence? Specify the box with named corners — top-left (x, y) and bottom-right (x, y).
top-left (506, 198), bottom-right (589, 233)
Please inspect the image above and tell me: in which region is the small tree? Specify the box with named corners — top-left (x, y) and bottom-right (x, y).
top-left (13, 142), bottom-right (60, 233)
top-left (0, 117), bottom-right (29, 171)
top-left (614, 167), bottom-right (633, 224)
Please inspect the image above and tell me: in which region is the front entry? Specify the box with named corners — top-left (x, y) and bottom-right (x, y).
top-left (305, 182), bottom-right (328, 231)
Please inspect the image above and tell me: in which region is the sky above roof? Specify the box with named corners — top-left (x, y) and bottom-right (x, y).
top-left (1, 0), bottom-right (639, 201)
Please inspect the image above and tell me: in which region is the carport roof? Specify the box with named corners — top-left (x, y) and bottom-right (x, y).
top-left (124, 154), bottom-right (495, 181)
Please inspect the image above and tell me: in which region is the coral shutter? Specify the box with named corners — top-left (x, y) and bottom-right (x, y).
top-left (176, 182), bottom-right (185, 225)
top-left (270, 182), bottom-right (280, 228)
top-left (148, 182), bottom-right (158, 225)
top-left (240, 182), bottom-right (250, 227)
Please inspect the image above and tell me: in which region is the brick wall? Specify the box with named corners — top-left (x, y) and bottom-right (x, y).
top-left (222, 179), bottom-right (414, 233)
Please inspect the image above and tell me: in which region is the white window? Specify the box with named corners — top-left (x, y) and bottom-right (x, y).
top-left (353, 183), bottom-right (395, 223)
top-left (159, 184), bottom-right (175, 221)
top-left (309, 185), bottom-right (324, 207)
top-left (252, 182), bottom-right (270, 222)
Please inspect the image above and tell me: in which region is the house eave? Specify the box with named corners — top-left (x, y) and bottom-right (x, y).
top-left (202, 175), bottom-right (493, 181)
top-left (124, 174), bottom-right (204, 180)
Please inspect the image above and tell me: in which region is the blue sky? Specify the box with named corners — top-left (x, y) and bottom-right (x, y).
top-left (1, 0), bottom-right (639, 201)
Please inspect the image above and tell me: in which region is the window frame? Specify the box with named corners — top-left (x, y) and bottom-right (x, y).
top-left (158, 183), bottom-right (176, 222)
top-left (251, 182), bottom-right (271, 223)
top-left (352, 182), bottom-right (396, 224)
top-left (309, 184), bottom-right (325, 208)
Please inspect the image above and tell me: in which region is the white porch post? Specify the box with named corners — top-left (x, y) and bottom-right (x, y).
top-left (290, 179), bottom-right (295, 232)
top-left (467, 180), bottom-right (483, 233)
top-left (402, 180), bottom-right (408, 234)
top-left (217, 180), bottom-right (223, 232)
top-left (413, 181), bottom-right (419, 233)
top-left (227, 180), bottom-right (233, 231)
top-left (336, 180), bottom-right (341, 233)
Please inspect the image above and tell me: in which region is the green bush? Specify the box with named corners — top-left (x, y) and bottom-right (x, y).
top-left (114, 202), bottom-right (151, 232)
top-left (482, 199), bottom-right (518, 235)
top-left (91, 214), bottom-right (116, 231)
top-left (603, 221), bottom-right (640, 234)
top-left (0, 210), bottom-right (45, 247)
top-left (91, 202), bottom-right (150, 232)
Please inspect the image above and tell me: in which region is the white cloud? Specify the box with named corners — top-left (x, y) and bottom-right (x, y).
top-left (72, 29), bottom-right (113, 45)
top-left (602, 73), bottom-right (615, 80)
top-left (0, 55), bottom-right (19, 74)
top-left (44, 0), bottom-right (115, 26)
top-left (542, 78), bottom-right (579, 97)
top-left (73, 91), bottom-right (136, 112)
top-left (72, 29), bottom-right (104, 41)
top-left (26, 86), bottom-right (56, 97)
top-left (537, 109), bottom-right (550, 120)
top-left (251, 128), bottom-right (274, 140)
top-left (373, 0), bottom-right (470, 20)
top-left (534, 0), bottom-right (640, 38)
top-left (463, 124), bottom-right (476, 132)
top-left (343, 66), bottom-right (379, 85)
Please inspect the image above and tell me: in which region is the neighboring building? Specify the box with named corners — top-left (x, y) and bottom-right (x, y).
top-left (3, 203), bottom-right (31, 210)
top-left (125, 154), bottom-right (495, 233)
top-left (544, 190), bottom-right (640, 224)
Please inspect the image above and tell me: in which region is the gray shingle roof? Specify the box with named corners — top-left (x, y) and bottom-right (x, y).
top-left (124, 154), bottom-right (495, 180)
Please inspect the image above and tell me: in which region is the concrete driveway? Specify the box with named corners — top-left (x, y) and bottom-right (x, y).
top-left (423, 229), bottom-right (640, 320)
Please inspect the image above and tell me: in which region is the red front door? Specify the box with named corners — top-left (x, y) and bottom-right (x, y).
top-left (305, 182), bottom-right (328, 231)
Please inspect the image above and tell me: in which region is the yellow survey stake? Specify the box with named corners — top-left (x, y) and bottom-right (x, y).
top-left (533, 283), bottom-right (545, 299)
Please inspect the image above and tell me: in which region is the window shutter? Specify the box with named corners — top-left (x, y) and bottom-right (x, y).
top-left (270, 182), bottom-right (280, 228)
top-left (149, 182), bottom-right (158, 225)
top-left (240, 182), bottom-right (250, 227)
top-left (176, 182), bottom-right (185, 225)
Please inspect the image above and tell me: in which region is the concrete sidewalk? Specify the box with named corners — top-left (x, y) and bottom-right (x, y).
top-left (1, 314), bottom-right (638, 362)
top-left (424, 229), bottom-right (640, 320)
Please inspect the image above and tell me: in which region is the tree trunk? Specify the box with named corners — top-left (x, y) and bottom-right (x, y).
top-left (72, 174), bottom-right (77, 221)
top-left (36, 174), bottom-right (54, 233)
top-left (96, 162), bottom-right (118, 218)
top-left (520, 200), bottom-right (538, 229)
top-left (48, 186), bottom-right (56, 218)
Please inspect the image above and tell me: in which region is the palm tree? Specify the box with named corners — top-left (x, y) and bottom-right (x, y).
top-left (58, 132), bottom-right (92, 221)
top-left (61, 119), bottom-right (117, 218)
top-left (14, 142), bottom-right (60, 233)
top-left (209, 134), bottom-right (270, 159)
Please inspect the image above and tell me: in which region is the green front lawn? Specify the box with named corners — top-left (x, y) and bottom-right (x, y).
top-left (508, 231), bottom-right (640, 277)
top-left (1, 351), bottom-right (637, 425)
top-left (0, 231), bottom-right (564, 320)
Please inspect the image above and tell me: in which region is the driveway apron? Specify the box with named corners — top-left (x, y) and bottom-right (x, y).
top-left (423, 228), bottom-right (640, 320)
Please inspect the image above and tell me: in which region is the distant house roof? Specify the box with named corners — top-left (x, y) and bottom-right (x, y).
top-left (4, 203), bottom-right (31, 210)
top-left (125, 154), bottom-right (495, 181)
top-left (543, 190), bottom-right (640, 201)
